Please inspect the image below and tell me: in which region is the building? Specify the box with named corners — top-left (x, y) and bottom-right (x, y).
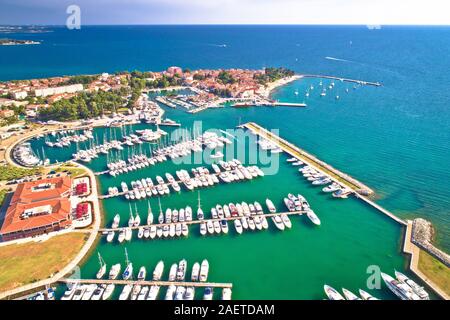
top-left (0, 109), bottom-right (15, 118)
top-left (166, 66), bottom-right (183, 76)
top-left (33, 84), bottom-right (84, 98)
top-left (12, 90), bottom-right (28, 100)
top-left (0, 177), bottom-right (73, 241)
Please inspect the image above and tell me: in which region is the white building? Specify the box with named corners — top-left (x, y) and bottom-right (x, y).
top-left (34, 84), bottom-right (84, 97)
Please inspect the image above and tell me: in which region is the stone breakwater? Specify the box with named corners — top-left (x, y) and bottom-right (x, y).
top-left (412, 218), bottom-right (450, 268)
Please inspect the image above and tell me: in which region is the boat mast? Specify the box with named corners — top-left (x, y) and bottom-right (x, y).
top-left (98, 251), bottom-right (104, 267)
top-left (197, 191), bottom-right (201, 210)
top-left (124, 247), bottom-right (130, 265)
top-left (129, 203), bottom-right (134, 220)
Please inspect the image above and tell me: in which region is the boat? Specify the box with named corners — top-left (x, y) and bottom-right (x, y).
top-left (137, 286), bottom-right (149, 300)
top-left (234, 219), bottom-right (243, 234)
top-left (176, 259), bottom-right (187, 281)
top-left (222, 288), bottom-right (232, 300)
top-left (283, 198), bottom-right (296, 212)
top-left (381, 272), bottom-right (421, 300)
top-left (168, 263), bottom-right (178, 281)
top-left (395, 270), bottom-right (429, 300)
top-left (130, 284), bottom-right (141, 300)
top-left (147, 200), bottom-right (153, 225)
top-left (122, 248), bottom-right (133, 280)
top-left (137, 266), bottom-right (147, 281)
top-left (102, 284), bottom-right (115, 300)
top-left (191, 262), bottom-right (200, 281)
top-left (184, 287), bottom-right (195, 300)
top-left (342, 288), bottom-right (361, 300)
top-left (280, 213), bottom-right (292, 228)
top-left (150, 226), bottom-right (157, 239)
top-left (124, 228), bottom-right (132, 241)
top-left (128, 204), bottom-right (135, 227)
top-left (203, 287), bottom-right (213, 300)
top-left (182, 223), bottom-right (189, 236)
top-left (119, 284), bottom-right (133, 300)
top-left (200, 222), bottom-right (207, 236)
top-left (147, 285), bottom-right (160, 300)
top-left (359, 289), bottom-right (379, 300)
top-left (112, 214), bottom-right (120, 229)
top-left (106, 231), bottom-right (115, 242)
top-left (71, 285), bottom-right (87, 300)
top-left (61, 283), bottom-right (78, 300)
top-left (175, 286), bottom-right (186, 300)
top-left (306, 209), bottom-right (321, 225)
top-left (153, 260), bottom-right (164, 281)
top-left (324, 285), bottom-right (345, 300)
top-left (109, 263), bottom-right (121, 280)
top-left (81, 284), bottom-right (97, 300)
top-left (271, 215), bottom-right (285, 231)
top-left (199, 259), bottom-right (209, 282)
top-left (137, 227), bottom-right (144, 239)
top-left (265, 198), bottom-right (276, 213)
top-left (220, 219), bottom-right (229, 233)
top-left (165, 285), bottom-right (176, 300)
top-left (96, 252), bottom-right (107, 279)
top-left (322, 182), bottom-right (341, 193)
top-left (207, 221), bottom-right (214, 234)
top-left (117, 229), bottom-right (125, 243)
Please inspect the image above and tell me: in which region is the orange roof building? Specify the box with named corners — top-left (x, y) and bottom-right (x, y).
top-left (1, 177), bottom-right (73, 241)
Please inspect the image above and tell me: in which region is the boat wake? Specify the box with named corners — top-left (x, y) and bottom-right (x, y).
top-left (325, 56), bottom-right (352, 63)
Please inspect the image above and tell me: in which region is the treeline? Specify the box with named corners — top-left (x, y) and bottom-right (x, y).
top-left (38, 89), bottom-right (128, 121)
top-left (254, 67), bottom-right (295, 84)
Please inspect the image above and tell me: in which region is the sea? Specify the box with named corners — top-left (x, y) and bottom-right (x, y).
top-left (2, 25), bottom-right (449, 300)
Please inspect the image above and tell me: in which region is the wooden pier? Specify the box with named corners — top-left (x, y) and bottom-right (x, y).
top-left (99, 210), bottom-right (304, 232)
top-left (300, 74), bottom-right (382, 87)
top-left (59, 278), bottom-right (232, 289)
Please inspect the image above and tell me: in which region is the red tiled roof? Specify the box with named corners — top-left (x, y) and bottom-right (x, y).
top-left (1, 177), bottom-right (72, 236)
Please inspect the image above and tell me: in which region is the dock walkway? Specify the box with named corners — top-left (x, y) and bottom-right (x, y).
top-left (59, 278), bottom-right (232, 289)
top-left (300, 74), bottom-right (382, 87)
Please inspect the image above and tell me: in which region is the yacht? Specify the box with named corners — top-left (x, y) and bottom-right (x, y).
top-left (191, 262), bottom-right (200, 281)
top-left (130, 284), bottom-right (142, 300)
top-left (322, 182), bottom-right (341, 193)
top-left (234, 219), bottom-right (243, 234)
top-left (306, 209), bottom-right (321, 225)
top-left (71, 285), bottom-right (87, 301)
top-left (213, 220), bottom-right (221, 234)
top-left (199, 259), bottom-right (209, 282)
top-left (283, 198), bottom-right (296, 212)
top-left (207, 220), bottom-right (214, 234)
top-left (203, 287), bottom-right (213, 300)
top-left (165, 285), bottom-right (176, 300)
top-left (176, 259), bottom-right (187, 281)
top-left (124, 228), bottom-right (132, 241)
top-left (280, 213), bottom-right (292, 228)
top-left (200, 222), bottom-right (207, 236)
top-left (119, 284), bottom-right (133, 300)
top-left (395, 270), bottom-right (429, 300)
top-left (222, 288), bottom-right (232, 300)
top-left (169, 263), bottom-right (178, 281)
top-left (146, 201), bottom-right (153, 225)
top-left (182, 223), bottom-right (189, 236)
top-left (137, 286), bottom-right (149, 300)
top-left (342, 288), bottom-right (361, 300)
top-left (102, 284), bottom-right (115, 300)
top-left (324, 285), bottom-right (345, 300)
top-left (184, 287), bottom-right (195, 300)
top-left (61, 283), bottom-right (78, 300)
top-left (381, 272), bottom-right (421, 300)
top-left (147, 285), bottom-right (160, 300)
top-left (117, 229), bottom-right (125, 243)
top-left (81, 284), bottom-right (97, 300)
top-left (265, 198), bottom-right (276, 213)
top-left (175, 286), bottom-right (186, 300)
top-left (220, 220), bottom-right (229, 234)
top-left (137, 266), bottom-right (147, 281)
top-left (112, 214), bottom-right (120, 229)
top-left (153, 261), bottom-right (164, 281)
top-left (271, 215), bottom-right (285, 231)
top-left (109, 263), bottom-right (121, 280)
top-left (150, 226), bottom-right (157, 239)
top-left (106, 231), bottom-right (115, 243)
top-left (359, 289), bottom-right (379, 300)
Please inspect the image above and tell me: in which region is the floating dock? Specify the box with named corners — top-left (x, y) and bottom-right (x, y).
top-left (59, 278), bottom-right (232, 289)
top-left (232, 102), bottom-right (307, 108)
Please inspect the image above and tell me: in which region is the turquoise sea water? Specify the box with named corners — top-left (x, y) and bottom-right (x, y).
top-left (4, 25), bottom-right (449, 299)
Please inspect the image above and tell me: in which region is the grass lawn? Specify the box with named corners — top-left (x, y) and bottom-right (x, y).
top-left (0, 232), bottom-right (87, 292)
top-left (418, 249), bottom-right (450, 297)
top-left (54, 165), bottom-right (87, 178)
top-left (0, 189), bottom-right (7, 207)
top-left (0, 165), bottom-right (42, 182)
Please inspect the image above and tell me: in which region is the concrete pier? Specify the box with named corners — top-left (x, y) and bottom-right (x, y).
top-left (300, 74), bottom-right (382, 87)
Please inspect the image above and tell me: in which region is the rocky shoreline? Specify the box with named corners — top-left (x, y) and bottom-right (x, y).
top-left (412, 218), bottom-right (450, 267)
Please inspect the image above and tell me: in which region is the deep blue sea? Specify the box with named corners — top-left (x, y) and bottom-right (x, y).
top-left (1, 25), bottom-right (449, 251)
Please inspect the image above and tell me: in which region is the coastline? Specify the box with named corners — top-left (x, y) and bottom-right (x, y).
top-left (261, 75), bottom-right (302, 99)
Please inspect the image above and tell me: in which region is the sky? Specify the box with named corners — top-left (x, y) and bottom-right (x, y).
top-left (0, 0), bottom-right (450, 25)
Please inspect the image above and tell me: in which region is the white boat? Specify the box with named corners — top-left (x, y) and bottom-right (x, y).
top-left (146, 200), bottom-right (153, 225)
top-left (102, 284), bottom-right (115, 300)
top-left (324, 285), bottom-right (345, 300)
top-left (117, 230), bottom-right (125, 243)
top-left (206, 221), bottom-right (214, 234)
top-left (203, 287), bottom-right (213, 300)
top-left (119, 284), bottom-right (133, 300)
top-left (271, 215), bottom-right (285, 231)
top-left (280, 213), bottom-right (292, 228)
top-left (199, 259), bottom-right (209, 282)
top-left (184, 287), bottom-right (195, 300)
top-left (165, 285), bottom-right (176, 300)
top-left (222, 288), bottom-right (232, 300)
top-left (395, 270), bottom-right (429, 300)
top-left (176, 259), bottom-right (187, 281)
top-left (153, 261), bottom-right (164, 281)
top-left (106, 231), bottom-right (115, 243)
top-left (220, 220), bottom-right (229, 234)
top-left (71, 285), bottom-right (87, 300)
top-left (61, 283), bottom-right (78, 300)
top-left (191, 262), bottom-right (200, 281)
top-left (213, 220), bottom-right (221, 234)
top-left (322, 182), bottom-right (341, 193)
top-left (342, 288), bottom-right (361, 300)
top-left (359, 289), bottom-right (379, 300)
top-left (234, 219), bottom-right (243, 234)
top-left (130, 284), bottom-right (141, 300)
top-left (169, 263), bottom-right (178, 281)
top-left (137, 266), bottom-right (147, 281)
top-left (200, 222), bottom-right (207, 236)
top-left (112, 214), bottom-right (120, 229)
top-left (124, 228), bottom-right (132, 241)
top-left (122, 248), bottom-right (133, 280)
top-left (150, 226), bottom-right (157, 239)
top-left (137, 286), bottom-right (149, 300)
top-left (137, 227), bottom-right (144, 239)
top-left (147, 285), bottom-right (160, 300)
top-left (109, 263), bottom-right (121, 280)
top-left (306, 209), bottom-right (321, 225)
top-left (96, 252), bottom-right (107, 279)
top-left (81, 284), bottom-right (97, 300)
top-left (381, 272), bottom-right (421, 300)
top-left (175, 286), bottom-right (186, 300)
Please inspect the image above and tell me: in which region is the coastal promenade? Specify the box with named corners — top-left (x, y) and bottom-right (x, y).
top-left (0, 162), bottom-right (102, 300)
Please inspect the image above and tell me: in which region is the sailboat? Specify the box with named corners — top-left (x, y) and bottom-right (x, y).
top-left (96, 252), bottom-right (107, 279)
top-left (133, 203), bottom-right (141, 227)
top-left (128, 203), bottom-right (135, 227)
top-left (122, 248), bottom-right (133, 280)
top-left (158, 198), bottom-right (164, 224)
top-left (197, 191), bottom-right (204, 220)
top-left (147, 200), bottom-right (154, 225)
